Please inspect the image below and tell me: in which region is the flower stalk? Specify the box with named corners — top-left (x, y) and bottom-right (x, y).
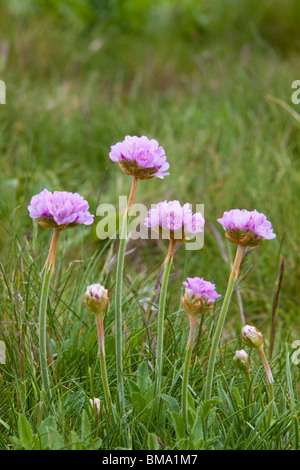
top-left (155, 238), bottom-right (176, 399)
top-left (84, 284), bottom-right (115, 425)
top-left (28, 189), bottom-right (94, 408)
top-left (39, 228), bottom-right (60, 405)
top-left (43, 228), bottom-right (60, 272)
top-left (205, 243), bottom-right (244, 401)
top-left (95, 313), bottom-right (116, 426)
top-left (182, 315), bottom-right (197, 428)
top-left (115, 176), bottom-right (138, 415)
top-left (258, 345), bottom-right (274, 426)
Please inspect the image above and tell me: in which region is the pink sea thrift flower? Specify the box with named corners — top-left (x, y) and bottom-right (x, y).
top-left (109, 135), bottom-right (169, 179)
top-left (28, 189), bottom-right (94, 230)
top-left (181, 277), bottom-right (221, 316)
top-left (145, 200), bottom-right (205, 241)
top-left (217, 209), bottom-right (276, 246)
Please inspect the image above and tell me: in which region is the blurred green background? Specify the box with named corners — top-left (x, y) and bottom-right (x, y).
top-left (1, 0), bottom-right (300, 336)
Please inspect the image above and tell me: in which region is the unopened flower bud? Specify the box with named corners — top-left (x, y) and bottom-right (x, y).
top-left (90, 397), bottom-right (100, 412)
top-left (181, 277), bottom-right (221, 317)
top-left (84, 284), bottom-right (109, 316)
top-left (241, 325), bottom-right (264, 350)
top-left (234, 349), bottom-right (251, 374)
top-left (89, 398), bottom-right (101, 419)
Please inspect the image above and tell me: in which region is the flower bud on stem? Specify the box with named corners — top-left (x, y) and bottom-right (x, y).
top-left (241, 325), bottom-right (274, 426)
top-left (84, 284), bottom-right (115, 427)
top-left (95, 313), bottom-right (115, 427)
top-left (180, 277), bottom-right (220, 431)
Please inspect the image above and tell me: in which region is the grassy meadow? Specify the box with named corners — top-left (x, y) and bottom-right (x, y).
top-left (0, 1), bottom-right (300, 450)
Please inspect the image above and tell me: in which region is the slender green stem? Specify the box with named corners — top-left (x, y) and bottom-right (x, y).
top-left (95, 313), bottom-right (115, 426)
top-left (204, 277), bottom-right (235, 400)
top-left (115, 176), bottom-right (137, 415)
top-left (182, 315), bottom-right (197, 429)
top-left (39, 228), bottom-right (60, 406)
top-left (155, 239), bottom-right (176, 399)
top-left (243, 369), bottom-right (250, 387)
top-left (99, 350), bottom-right (115, 424)
top-left (269, 259), bottom-right (285, 360)
top-left (268, 382), bottom-right (274, 426)
top-left (115, 211), bottom-right (127, 414)
top-left (182, 347), bottom-right (192, 428)
top-left (39, 266), bottom-right (52, 404)
top-left (293, 415), bottom-right (299, 451)
top-left (241, 369), bottom-right (254, 405)
top-left (205, 243), bottom-right (244, 401)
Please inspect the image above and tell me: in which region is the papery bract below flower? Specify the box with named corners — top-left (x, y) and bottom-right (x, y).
top-left (28, 189), bottom-right (94, 230)
top-left (145, 200), bottom-right (205, 241)
top-left (84, 284), bottom-right (109, 316)
top-left (109, 135), bottom-right (169, 179)
top-left (217, 209), bottom-right (276, 247)
top-left (181, 277), bottom-right (221, 316)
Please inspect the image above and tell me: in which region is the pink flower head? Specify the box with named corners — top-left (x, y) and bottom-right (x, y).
top-left (181, 277), bottom-right (221, 316)
top-left (145, 200), bottom-right (205, 241)
top-left (109, 135), bottom-right (169, 180)
top-left (28, 189), bottom-right (94, 230)
top-left (217, 209), bottom-right (276, 247)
